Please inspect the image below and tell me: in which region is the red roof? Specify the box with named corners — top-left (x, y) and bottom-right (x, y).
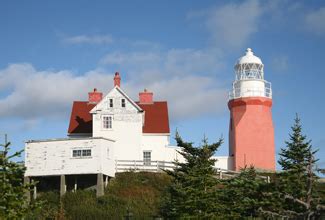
top-left (136, 102), bottom-right (170, 134)
top-left (68, 101), bottom-right (170, 134)
top-left (68, 102), bottom-right (95, 134)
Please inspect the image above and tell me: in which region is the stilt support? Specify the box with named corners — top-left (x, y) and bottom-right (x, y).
top-left (96, 173), bottom-right (104, 197)
top-left (105, 175), bottom-right (109, 188)
top-left (74, 177), bottom-right (77, 192)
top-left (24, 176), bottom-right (31, 202)
top-left (32, 179), bottom-right (37, 200)
top-left (60, 175), bottom-right (66, 197)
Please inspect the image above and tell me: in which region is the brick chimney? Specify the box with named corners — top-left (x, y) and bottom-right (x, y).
top-left (88, 88), bottom-right (103, 104)
top-left (114, 72), bottom-right (121, 87)
top-left (139, 89), bottom-right (153, 104)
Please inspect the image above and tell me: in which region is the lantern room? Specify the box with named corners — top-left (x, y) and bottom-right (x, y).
top-left (229, 48), bottom-right (272, 100)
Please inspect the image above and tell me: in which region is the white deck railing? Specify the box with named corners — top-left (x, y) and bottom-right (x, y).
top-left (115, 160), bottom-right (270, 182)
top-left (115, 160), bottom-right (175, 173)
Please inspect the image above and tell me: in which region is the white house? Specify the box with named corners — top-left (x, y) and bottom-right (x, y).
top-left (24, 72), bottom-right (232, 197)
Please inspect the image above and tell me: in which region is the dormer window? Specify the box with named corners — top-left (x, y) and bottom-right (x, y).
top-left (109, 98), bottom-right (113, 108)
top-left (103, 116), bottom-right (112, 129)
top-left (121, 99), bottom-right (126, 107)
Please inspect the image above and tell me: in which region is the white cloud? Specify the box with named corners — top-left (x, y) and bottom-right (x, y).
top-left (2, 8), bottom-right (235, 123)
top-left (191, 0), bottom-right (262, 48)
top-left (100, 51), bottom-right (162, 69)
top-left (144, 76), bottom-right (227, 120)
top-left (0, 64), bottom-right (113, 119)
top-left (305, 7), bottom-right (325, 35)
top-left (63, 34), bottom-right (114, 44)
top-left (100, 48), bottom-right (224, 77)
top-left (165, 48), bottom-right (224, 76)
top-left (0, 50), bottom-right (228, 122)
top-left (99, 48), bottom-right (227, 120)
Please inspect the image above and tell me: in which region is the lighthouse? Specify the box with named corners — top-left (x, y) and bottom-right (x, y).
top-left (228, 48), bottom-right (275, 171)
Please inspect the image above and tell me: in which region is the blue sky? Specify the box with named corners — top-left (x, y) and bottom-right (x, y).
top-left (0, 0), bottom-right (324, 170)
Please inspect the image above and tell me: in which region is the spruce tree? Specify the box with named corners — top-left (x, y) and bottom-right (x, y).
top-left (218, 166), bottom-right (269, 218)
top-left (161, 132), bottom-right (223, 218)
top-left (276, 114), bottom-right (324, 219)
top-left (0, 141), bottom-right (37, 219)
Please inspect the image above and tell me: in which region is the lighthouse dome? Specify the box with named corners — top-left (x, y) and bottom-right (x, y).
top-left (236, 48), bottom-right (262, 65)
top-left (234, 48), bottom-right (264, 81)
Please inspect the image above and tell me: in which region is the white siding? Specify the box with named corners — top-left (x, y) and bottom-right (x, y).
top-left (212, 156), bottom-right (234, 170)
top-left (25, 138), bottom-right (115, 177)
top-left (140, 135), bottom-right (184, 163)
top-left (92, 88), bottom-right (144, 161)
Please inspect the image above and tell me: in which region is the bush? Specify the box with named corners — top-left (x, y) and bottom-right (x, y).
top-left (30, 172), bottom-right (172, 219)
top-left (26, 191), bottom-right (60, 220)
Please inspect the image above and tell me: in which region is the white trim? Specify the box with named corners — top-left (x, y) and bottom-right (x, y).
top-left (115, 86), bottom-right (143, 112)
top-left (25, 137), bottom-right (115, 143)
top-left (89, 86), bottom-right (143, 114)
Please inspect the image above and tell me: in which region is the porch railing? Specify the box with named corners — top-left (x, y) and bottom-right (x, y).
top-left (115, 160), bottom-right (270, 182)
top-left (115, 160), bottom-right (175, 173)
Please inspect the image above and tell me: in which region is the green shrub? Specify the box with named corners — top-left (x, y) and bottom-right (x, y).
top-left (26, 191), bottom-right (60, 220)
top-left (24, 172), bottom-right (171, 219)
top-left (58, 172), bottom-right (171, 219)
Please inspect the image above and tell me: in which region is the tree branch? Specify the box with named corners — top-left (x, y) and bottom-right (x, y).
top-left (258, 207), bottom-right (287, 218)
top-left (284, 194), bottom-right (309, 208)
top-left (317, 204), bottom-right (325, 210)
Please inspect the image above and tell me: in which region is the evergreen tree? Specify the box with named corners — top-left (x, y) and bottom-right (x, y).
top-left (0, 141), bottom-right (38, 219)
top-left (161, 132), bottom-right (223, 218)
top-left (278, 115), bottom-right (316, 197)
top-left (275, 115), bottom-right (324, 219)
top-left (218, 166), bottom-right (270, 218)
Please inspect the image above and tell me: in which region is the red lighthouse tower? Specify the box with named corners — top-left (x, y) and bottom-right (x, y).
top-left (229, 48), bottom-right (275, 171)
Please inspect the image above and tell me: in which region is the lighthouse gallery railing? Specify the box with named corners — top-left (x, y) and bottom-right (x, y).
top-left (229, 81), bottom-right (272, 100)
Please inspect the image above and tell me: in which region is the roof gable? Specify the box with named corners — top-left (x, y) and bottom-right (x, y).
top-left (90, 86), bottom-right (142, 113)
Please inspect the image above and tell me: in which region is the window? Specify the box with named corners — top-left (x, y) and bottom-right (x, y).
top-left (109, 98), bottom-right (113, 107)
top-left (82, 149), bottom-right (91, 157)
top-left (72, 149), bottom-right (91, 158)
top-left (121, 99), bottom-right (126, 107)
top-left (143, 151), bottom-right (151, 166)
top-left (103, 116), bottom-right (112, 129)
top-left (73, 150), bottom-right (81, 157)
